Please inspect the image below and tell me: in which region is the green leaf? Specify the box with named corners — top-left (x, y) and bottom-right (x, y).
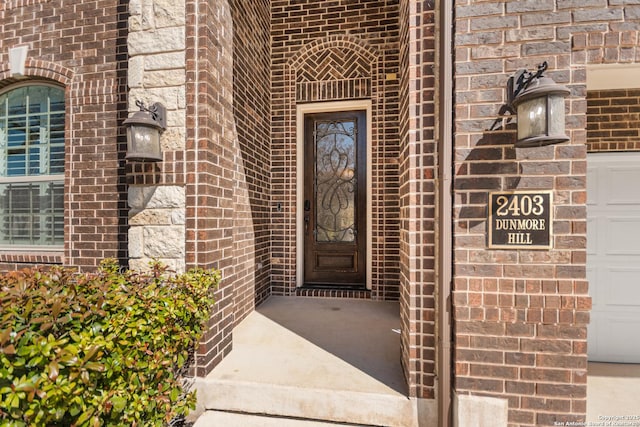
top-left (75, 408), bottom-right (95, 426)
top-left (51, 300), bottom-right (63, 318)
top-left (69, 403), bottom-right (82, 416)
top-left (84, 362), bottom-right (104, 372)
top-left (83, 345), bottom-right (100, 363)
top-left (111, 396), bottom-right (126, 413)
top-left (170, 387), bottom-right (180, 402)
top-left (9, 392), bottom-right (20, 408)
top-left (80, 370), bottom-right (90, 385)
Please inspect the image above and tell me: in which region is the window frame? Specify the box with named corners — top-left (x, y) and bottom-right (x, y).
top-left (0, 81), bottom-right (65, 252)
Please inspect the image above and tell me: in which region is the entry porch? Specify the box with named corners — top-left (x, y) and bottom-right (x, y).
top-left (191, 296), bottom-right (436, 426)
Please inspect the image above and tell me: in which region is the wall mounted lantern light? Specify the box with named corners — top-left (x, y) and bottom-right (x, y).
top-left (123, 100), bottom-right (166, 162)
top-left (507, 62), bottom-right (570, 148)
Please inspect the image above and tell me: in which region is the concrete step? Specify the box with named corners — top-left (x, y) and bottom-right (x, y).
top-left (194, 410), bottom-right (362, 426)
top-left (194, 378), bottom-right (418, 427)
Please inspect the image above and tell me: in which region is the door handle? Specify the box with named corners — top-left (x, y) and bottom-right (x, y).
top-left (304, 200), bottom-right (311, 233)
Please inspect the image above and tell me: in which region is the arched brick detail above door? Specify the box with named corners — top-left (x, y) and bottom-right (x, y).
top-left (289, 35), bottom-right (379, 103)
top-left (289, 35), bottom-right (378, 70)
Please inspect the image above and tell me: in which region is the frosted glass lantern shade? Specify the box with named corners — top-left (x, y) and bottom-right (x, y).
top-left (547, 94), bottom-right (567, 136)
top-left (512, 76), bottom-right (570, 148)
top-left (517, 97), bottom-right (546, 143)
top-left (126, 124), bottom-right (162, 162)
top-left (123, 103), bottom-right (166, 162)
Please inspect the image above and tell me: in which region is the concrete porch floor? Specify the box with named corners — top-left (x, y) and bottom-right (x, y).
top-left (207, 295), bottom-right (406, 394)
top-left (193, 296), bottom-right (430, 426)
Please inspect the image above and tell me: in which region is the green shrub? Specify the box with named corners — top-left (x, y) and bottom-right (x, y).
top-left (0, 260), bottom-right (219, 427)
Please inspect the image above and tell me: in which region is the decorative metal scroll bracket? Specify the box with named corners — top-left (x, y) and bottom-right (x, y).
top-left (504, 61), bottom-right (549, 115)
top-left (134, 100), bottom-right (167, 130)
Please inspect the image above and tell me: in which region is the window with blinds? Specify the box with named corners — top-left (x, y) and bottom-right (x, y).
top-left (0, 84), bottom-right (65, 248)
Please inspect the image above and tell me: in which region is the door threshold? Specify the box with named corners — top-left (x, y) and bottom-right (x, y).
top-left (300, 283), bottom-right (369, 291)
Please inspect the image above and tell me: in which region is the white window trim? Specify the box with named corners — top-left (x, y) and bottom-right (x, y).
top-left (0, 174), bottom-right (64, 184)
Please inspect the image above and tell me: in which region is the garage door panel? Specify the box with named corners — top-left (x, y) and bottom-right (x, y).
top-left (605, 217), bottom-right (640, 255)
top-left (589, 265), bottom-right (611, 309)
top-left (605, 166), bottom-right (640, 205)
top-left (587, 152), bottom-right (640, 363)
top-left (606, 267), bottom-right (640, 307)
top-left (586, 265), bottom-right (596, 295)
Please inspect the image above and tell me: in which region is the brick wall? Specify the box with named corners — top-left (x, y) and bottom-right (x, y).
top-left (587, 89), bottom-right (640, 152)
top-left (230, 0), bottom-right (272, 318)
top-left (399, 0), bottom-right (437, 400)
top-left (452, 1), bottom-right (640, 425)
top-left (183, 0), bottom-right (235, 376)
top-left (452, 1), bottom-right (594, 425)
top-left (182, 0), bottom-right (271, 375)
top-left (270, 0), bottom-right (401, 300)
top-left (0, 0), bottom-right (129, 271)
top-left (0, 0), bottom-right (269, 377)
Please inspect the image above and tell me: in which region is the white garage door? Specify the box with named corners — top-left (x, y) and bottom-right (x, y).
top-left (587, 152), bottom-right (640, 363)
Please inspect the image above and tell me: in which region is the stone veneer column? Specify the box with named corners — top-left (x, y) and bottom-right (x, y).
top-left (128, 186), bottom-right (186, 272)
top-left (126, 0), bottom-right (187, 272)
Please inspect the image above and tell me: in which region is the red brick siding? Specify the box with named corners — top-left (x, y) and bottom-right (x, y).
top-left (270, 0), bottom-right (401, 300)
top-left (0, 252), bottom-right (61, 271)
top-left (452, 1), bottom-right (599, 424)
top-left (230, 0), bottom-right (272, 322)
top-left (184, 0), bottom-right (236, 376)
top-left (183, 0), bottom-right (271, 376)
top-left (572, 30), bottom-right (640, 65)
top-left (398, 0), bottom-right (411, 397)
top-left (587, 89), bottom-right (640, 152)
top-left (0, 0), bottom-right (129, 271)
top-left (399, 0), bottom-right (437, 399)
top-left (3, 1), bottom-right (49, 8)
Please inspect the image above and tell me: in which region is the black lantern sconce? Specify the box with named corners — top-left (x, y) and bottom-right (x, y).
top-left (123, 100), bottom-right (167, 162)
top-left (507, 62), bottom-right (570, 148)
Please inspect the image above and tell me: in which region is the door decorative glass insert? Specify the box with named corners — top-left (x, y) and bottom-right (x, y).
top-left (314, 120), bottom-right (357, 243)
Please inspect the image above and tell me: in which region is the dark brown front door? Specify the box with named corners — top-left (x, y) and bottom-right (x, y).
top-left (304, 111), bottom-right (366, 287)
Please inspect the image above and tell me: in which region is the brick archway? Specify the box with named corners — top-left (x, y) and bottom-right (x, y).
top-left (0, 58), bottom-right (75, 88)
top-left (289, 35), bottom-right (378, 69)
top-left (289, 35), bottom-right (379, 104)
